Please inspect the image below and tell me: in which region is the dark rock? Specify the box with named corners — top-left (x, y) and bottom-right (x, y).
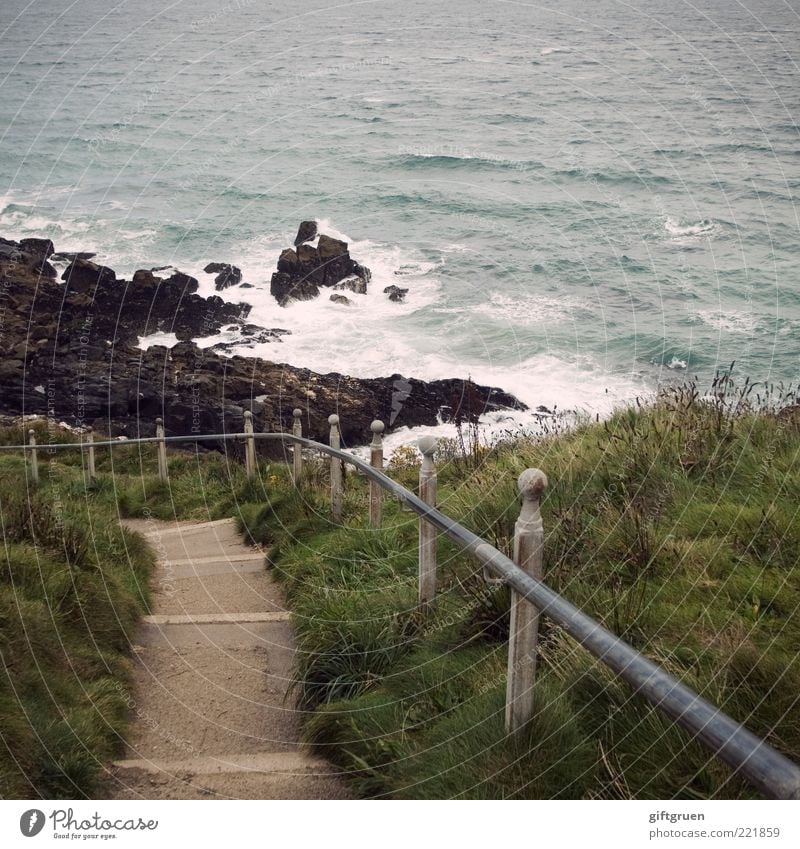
top-left (271, 223), bottom-right (371, 305)
top-left (62, 259), bottom-right (117, 292)
top-left (19, 238), bottom-right (54, 259)
top-left (329, 294), bottom-right (352, 306)
top-left (384, 285), bottom-right (408, 302)
top-left (294, 220), bottom-right (318, 246)
top-left (0, 235), bottom-right (524, 451)
top-left (132, 269), bottom-right (163, 287)
top-left (277, 248), bottom-right (299, 273)
top-left (239, 282), bottom-right (254, 288)
top-left (333, 276), bottom-right (367, 295)
top-left (204, 262), bottom-right (242, 290)
top-left (270, 271), bottom-right (319, 307)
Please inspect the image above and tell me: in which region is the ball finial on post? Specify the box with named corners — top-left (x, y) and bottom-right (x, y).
top-left (28, 428), bottom-right (39, 485)
top-left (243, 410), bottom-right (256, 479)
top-left (155, 417), bottom-right (167, 483)
top-left (417, 435), bottom-right (439, 607)
top-left (369, 420), bottom-right (385, 528)
top-left (506, 467), bottom-right (548, 737)
top-left (328, 414), bottom-right (342, 522)
top-left (291, 409), bottom-right (303, 484)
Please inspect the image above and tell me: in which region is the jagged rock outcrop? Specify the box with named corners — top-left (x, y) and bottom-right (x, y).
top-left (204, 262), bottom-right (242, 290)
top-left (384, 285), bottom-right (408, 303)
top-left (270, 222), bottom-right (371, 306)
top-left (0, 235), bottom-right (525, 451)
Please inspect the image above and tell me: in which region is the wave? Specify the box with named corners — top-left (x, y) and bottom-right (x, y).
top-left (664, 217), bottom-right (719, 238)
top-left (556, 167), bottom-right (671, 186)
top-left (393, 152), bottom-right (543, 171)
top-left (540, 46), bottom-right (571, 55)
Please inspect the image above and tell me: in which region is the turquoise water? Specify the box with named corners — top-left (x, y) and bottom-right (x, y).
top-left (1, 0), bottom-right (798, 416)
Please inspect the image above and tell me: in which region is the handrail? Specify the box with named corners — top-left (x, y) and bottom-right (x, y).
top-left (2, 428), bottom-right (799, 798)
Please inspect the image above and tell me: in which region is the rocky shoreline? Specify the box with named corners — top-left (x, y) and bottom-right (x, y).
top-left (0, 230), bottom-right (525, 450)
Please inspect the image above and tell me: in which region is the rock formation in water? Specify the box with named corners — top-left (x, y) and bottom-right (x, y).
top-left (0, 235), bottom-right (524, 449)
top-left (270, 222), bottom-right (372, 307)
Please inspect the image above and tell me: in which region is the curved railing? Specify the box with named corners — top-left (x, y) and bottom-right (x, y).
top-left (2, 415), bottom-right (800, 800)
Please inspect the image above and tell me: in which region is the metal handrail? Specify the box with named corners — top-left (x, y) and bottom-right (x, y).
top-left (2, 428), bottom-right (799, 798)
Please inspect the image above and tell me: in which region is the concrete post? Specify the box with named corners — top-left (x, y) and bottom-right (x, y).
top-left (418, 435), bottom-right (438, 607)
top-left (28, 429), bottom-right (39, 485)
top-left (329, 414), bottom-right (342, 523)
top-left (292, 408), bottom-right (303, 484)
top-left (155, 417), bottom-right (168, 483)
top-left (243, 410), bottom-right (256, 479)
top-left (369, 420), bottom-right (384, 528)
top-left (86, 426), bottom-right (96, 481)
top-left (505, 468), bottom-right (548, 737)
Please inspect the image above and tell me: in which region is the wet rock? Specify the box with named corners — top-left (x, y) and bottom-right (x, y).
top-left (294, 220), bottom-right (318, 246)
top-left (19, 238), bottom-right (54, 259)
top-left (333, 276), bottom-right (367, 295)
top-left (62, 259), bottom-right (117, 292)
top-left (270, 271), bottom-right (319, 307)
top-left (329, 294), bottom-right (352, 306)
top-left (0, 234), bottom-right (525, 450)
top-left (271, 223), bottom-right (371, 305)
top-left (384, 285), bottom-right (408, 302)
top-left (204, 262), bottom-right (242, 290)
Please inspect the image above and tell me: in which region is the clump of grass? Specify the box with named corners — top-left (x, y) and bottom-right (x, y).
top-left (0, 446), bottom-right (155, 798)
top-left (243, 369), bottom-right (800, 798)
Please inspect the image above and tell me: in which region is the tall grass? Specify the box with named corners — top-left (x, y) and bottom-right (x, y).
top-left (237, 372), bottom-right (800, 798)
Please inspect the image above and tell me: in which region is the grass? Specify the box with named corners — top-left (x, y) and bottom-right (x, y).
top-left (233, 372), bottom-right (800, 799)
top-left (2, 369), bottom-right (798, 799)
top-left (0, 421), bottom-right (294, 798)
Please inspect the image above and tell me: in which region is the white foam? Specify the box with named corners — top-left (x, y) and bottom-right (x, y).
top-left (665, 216), bottom-right (718, 238)
top-left (695, 308), bottom-right (757, 335)
top-left (540, 46), bottom-right (571, 55)
top-left (137, 331), bottom-right (179, 350)
top-left (471, 291), bottom-right (580, 326)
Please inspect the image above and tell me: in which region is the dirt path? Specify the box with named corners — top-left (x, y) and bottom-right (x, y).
top-left (102, 517), bottom-right (349, 799)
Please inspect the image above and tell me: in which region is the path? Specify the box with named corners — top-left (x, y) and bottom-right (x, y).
top-left (102, 517), bottom-right (349, 799)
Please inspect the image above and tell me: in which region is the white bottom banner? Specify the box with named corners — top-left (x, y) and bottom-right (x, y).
top-left (1, 800), bottom-right (797, 849)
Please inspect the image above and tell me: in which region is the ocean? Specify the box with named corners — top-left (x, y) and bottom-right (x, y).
top-left (1, 0), bottom-right (798, 434)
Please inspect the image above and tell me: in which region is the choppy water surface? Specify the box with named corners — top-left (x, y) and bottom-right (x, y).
top-left (1, 0), bottom-right (798, 422)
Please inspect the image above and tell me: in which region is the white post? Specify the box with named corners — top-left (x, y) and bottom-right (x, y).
top-left (418, 436), bottom-right (438, 607)
top-left (243, 410), bottom-right (256, 479)
top-left (292, 408), bottom-right (303, 484)
top-left (28, 429), bottom-right (39, 486)
top-left (505, 468), bottom-right (548, 737)
top-left (369, 420), bottom-right (384, 528)
top-left (155, 417), bottom-right (168, 483)
top-left (87, 426), bottom-right (96, 481)
top-left (329, 414), bottom-right (342, 523)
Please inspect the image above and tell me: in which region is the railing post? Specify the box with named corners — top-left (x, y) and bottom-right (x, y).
top-left (155, 417), bottom-right (168, 483)
top-left (418, 436), bottom-right (438, 607)
top-left (505, 468), bottom-right (548, 737)
top-left (292, 408), bottom-right (303, 484)
top-left (28, 429), bottom-right (39, 486)
top-left (369, 420), bottom-right (384, 528)
top-left (86, 426), bottom-right (96, 481)
top-left (328, 414), bottom-right (342, 523)
top-left (243, 410), bottom-right (256, 479)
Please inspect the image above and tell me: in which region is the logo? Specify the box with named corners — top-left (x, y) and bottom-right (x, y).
top-left (19, 810), bottom-right (45, 837)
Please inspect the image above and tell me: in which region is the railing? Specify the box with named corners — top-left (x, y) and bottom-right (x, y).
top-left (2, 415), bottom-right (800, 800)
